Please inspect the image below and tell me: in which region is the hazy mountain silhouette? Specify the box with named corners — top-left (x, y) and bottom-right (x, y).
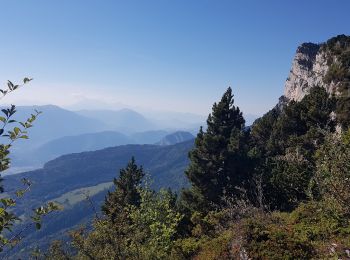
top-left (75, 108), bottom-right (156, 133)
top-left (156, 131), bottom-right (194, 145)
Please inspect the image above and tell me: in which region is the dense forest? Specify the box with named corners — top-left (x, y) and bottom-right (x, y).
top-left (1, 35), bottom-right (350, 259)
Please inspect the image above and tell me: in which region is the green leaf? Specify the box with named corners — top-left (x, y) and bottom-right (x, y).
top-left (7, 81), bottom-right (14, 90)
top-left (23, 77), bottom-right (32, 84)
top-left (1, 109), bottom-right (8, 117)
top-left (13, 127), bottom-right (20, 135)
top-left (15, 190), bottom-right (25, 198)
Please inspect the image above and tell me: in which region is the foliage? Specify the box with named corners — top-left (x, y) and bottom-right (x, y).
top-left (188, 200), bottom-right (350, 259)
top-left (249, 86), bottom-right (336, 210)
top-left (127, 187), bottom-right (183, 259)
top-left (313, 131), bottom-right (350, 215)
top-left (235, 201), bottom-right (350, 259)
top-left (67, 188), bottom-right (182, 259)
top-left (234, 211), bottom-right (315, 259)
top-left (193, 230), bottom-right (234, 260)
top-left (264, 148), bottom-right (314, 210)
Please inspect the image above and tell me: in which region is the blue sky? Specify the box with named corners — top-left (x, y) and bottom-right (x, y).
top-left (1, 0), bottom-right (349, 116)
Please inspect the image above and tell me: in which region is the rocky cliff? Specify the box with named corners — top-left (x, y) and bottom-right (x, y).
top-left (284, 35), bottom-right (350, 102)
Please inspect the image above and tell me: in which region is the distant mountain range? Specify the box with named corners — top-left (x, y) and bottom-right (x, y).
top-left (6, 105), bottom-right (200, 171)
top-left (15, 131), bottom-right (134, 166)
top-left (10, 129), bottom-right (194, 169)
top-left (11, 105), bottom-right (203, 147)
top-left (12, 105), bottom-right (106, 148)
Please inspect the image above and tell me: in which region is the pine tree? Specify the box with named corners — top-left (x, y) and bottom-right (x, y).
top-left (182, 87), bottom-right (248, 212)
top-left (102, 157), bottom-right (145, 222)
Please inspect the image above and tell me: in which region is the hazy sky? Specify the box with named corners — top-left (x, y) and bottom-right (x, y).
top-left (1, 0), bottom-right (350, 116)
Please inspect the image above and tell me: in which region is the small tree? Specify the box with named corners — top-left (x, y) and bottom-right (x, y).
top-left (102, 157), bottom-right (145, 223)
top-left (127, 187), bottom-right (182, 259)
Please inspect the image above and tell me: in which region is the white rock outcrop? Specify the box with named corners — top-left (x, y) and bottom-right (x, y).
top-left (284, 43), bottom-right (336, 101)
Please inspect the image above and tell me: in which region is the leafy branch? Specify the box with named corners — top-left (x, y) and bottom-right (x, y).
top-left (0, 78), bottom-right (32, 101)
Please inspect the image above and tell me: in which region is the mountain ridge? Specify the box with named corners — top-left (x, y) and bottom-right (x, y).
top-left (156, 131), bottom-right (194, 145)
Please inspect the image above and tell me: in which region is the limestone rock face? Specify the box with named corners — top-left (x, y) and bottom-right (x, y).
top-left (284, 42), bottom-right (336, 101)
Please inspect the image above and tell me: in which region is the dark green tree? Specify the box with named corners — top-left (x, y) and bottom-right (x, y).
top-left (182, 87), bottom-right (248, 212)
top-left (102, 157), bottom-right (145, 222)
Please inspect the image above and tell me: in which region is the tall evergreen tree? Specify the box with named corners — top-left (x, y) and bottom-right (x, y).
top-left (182, 87), bottom-right (248, 212)
top-left (102, 157), bottom-right (145, 222)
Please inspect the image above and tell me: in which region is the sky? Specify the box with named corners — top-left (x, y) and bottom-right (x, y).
top-left (1, 0), bottom-right (350, 117)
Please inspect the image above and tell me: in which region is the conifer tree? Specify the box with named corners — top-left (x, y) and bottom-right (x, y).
top-left (182, 87), bottom-right (247, 212)
top-left (102, 157), bottom-right (145, 222)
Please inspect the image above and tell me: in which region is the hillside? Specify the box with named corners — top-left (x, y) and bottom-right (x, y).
top-left (5, 140), bottom-right (193, 203)
top-left (11, 130), bottom-right (181, 168)
top-left (23, 131), bottom-right (134, 166)
top-left (3, 140), bottom-right (193, 256)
